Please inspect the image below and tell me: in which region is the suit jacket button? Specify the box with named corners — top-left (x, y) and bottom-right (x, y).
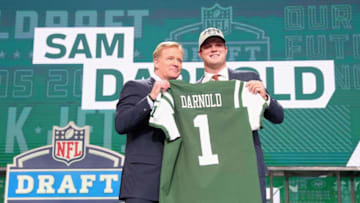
top-left (144, 108), bottom-right (147, 111)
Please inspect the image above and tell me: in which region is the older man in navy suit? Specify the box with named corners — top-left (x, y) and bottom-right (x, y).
top-left (115, 41), bottom-right (183, 203)
top-left (197, 27), bottom-right (284, 203)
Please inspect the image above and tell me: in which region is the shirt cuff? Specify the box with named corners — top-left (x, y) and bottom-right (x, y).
top-left (147, 95), bottom-right (154, 109)
top-left (266, 94), bottom-right (271, 106)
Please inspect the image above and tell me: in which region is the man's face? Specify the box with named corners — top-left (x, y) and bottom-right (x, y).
top-left (198, 37), bottom-right (227, 70)
top-left (154, 46), bottom-right (183, 80)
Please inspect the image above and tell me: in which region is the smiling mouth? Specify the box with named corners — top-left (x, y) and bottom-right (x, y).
top-left (210, 54), bottom-right (220, 58)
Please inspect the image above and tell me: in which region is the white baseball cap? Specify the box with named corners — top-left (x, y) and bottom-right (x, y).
top-left (198, 27), bottom-right (225, 49)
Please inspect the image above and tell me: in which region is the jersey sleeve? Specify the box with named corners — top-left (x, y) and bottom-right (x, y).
top-left (149, 92), bottom-right (181, 141)
top-left (241, 81), bottom-right (268, 130)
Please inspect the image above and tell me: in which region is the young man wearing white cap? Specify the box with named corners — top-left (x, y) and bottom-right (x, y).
top-left (197, 27), bottom-right (284, 203)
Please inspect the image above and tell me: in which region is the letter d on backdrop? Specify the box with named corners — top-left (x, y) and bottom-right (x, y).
top-left (295, 67), bottom-right (324, 100)
top-left (96, 69), bottom-right (123, 101)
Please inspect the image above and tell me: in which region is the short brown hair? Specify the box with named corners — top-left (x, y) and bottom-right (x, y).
top-left (153, 41), bottom-right (184, 59)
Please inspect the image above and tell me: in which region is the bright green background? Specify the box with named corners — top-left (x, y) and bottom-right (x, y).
top-left (1, 0), bottom-right (360, 202)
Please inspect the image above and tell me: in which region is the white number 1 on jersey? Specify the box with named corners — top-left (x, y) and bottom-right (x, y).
top-left (193, 114), bottom-right (219, 166)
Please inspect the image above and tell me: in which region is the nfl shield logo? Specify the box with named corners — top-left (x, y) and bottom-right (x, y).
top-left (201, 3), bottom-right (232, 35)
top-left (52, 121), bottom-right (89, 166)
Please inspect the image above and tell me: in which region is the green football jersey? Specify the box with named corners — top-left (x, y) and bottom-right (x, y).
top-left (149, 80), bottom-right (267, 203)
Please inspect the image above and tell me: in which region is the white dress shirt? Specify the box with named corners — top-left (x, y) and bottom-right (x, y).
top-left (202, 67), bottom-right (271, 105)
top-left (201, 67), bottom-right (229, 83)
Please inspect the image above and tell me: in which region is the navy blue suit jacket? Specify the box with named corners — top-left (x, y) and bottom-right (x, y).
top-left (199, 68), bottom-right (284, 203)
top-left (115, 77), bottom-right (164, 201)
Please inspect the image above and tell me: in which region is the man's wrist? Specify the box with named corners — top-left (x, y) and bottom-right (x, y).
top-left (265, 94), bottom-right (271, 106)
top-left (148, 94), bottom-right (155, 102)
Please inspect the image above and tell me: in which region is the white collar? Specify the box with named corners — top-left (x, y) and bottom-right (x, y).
top-left (202, 67), bottom-right (229, 83)
top-left (152, 73), bottom-right (162, 81)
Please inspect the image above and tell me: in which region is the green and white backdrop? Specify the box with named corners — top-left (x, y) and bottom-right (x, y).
top-left (1, 0), bottom-right (360, 202)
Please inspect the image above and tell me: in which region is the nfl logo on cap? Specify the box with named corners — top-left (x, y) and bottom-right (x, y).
top-left (198, 27), bottom-right (226, 49)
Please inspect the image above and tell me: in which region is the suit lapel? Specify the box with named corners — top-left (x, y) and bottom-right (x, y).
top-left (228, 68), bottom-right (235, 80)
